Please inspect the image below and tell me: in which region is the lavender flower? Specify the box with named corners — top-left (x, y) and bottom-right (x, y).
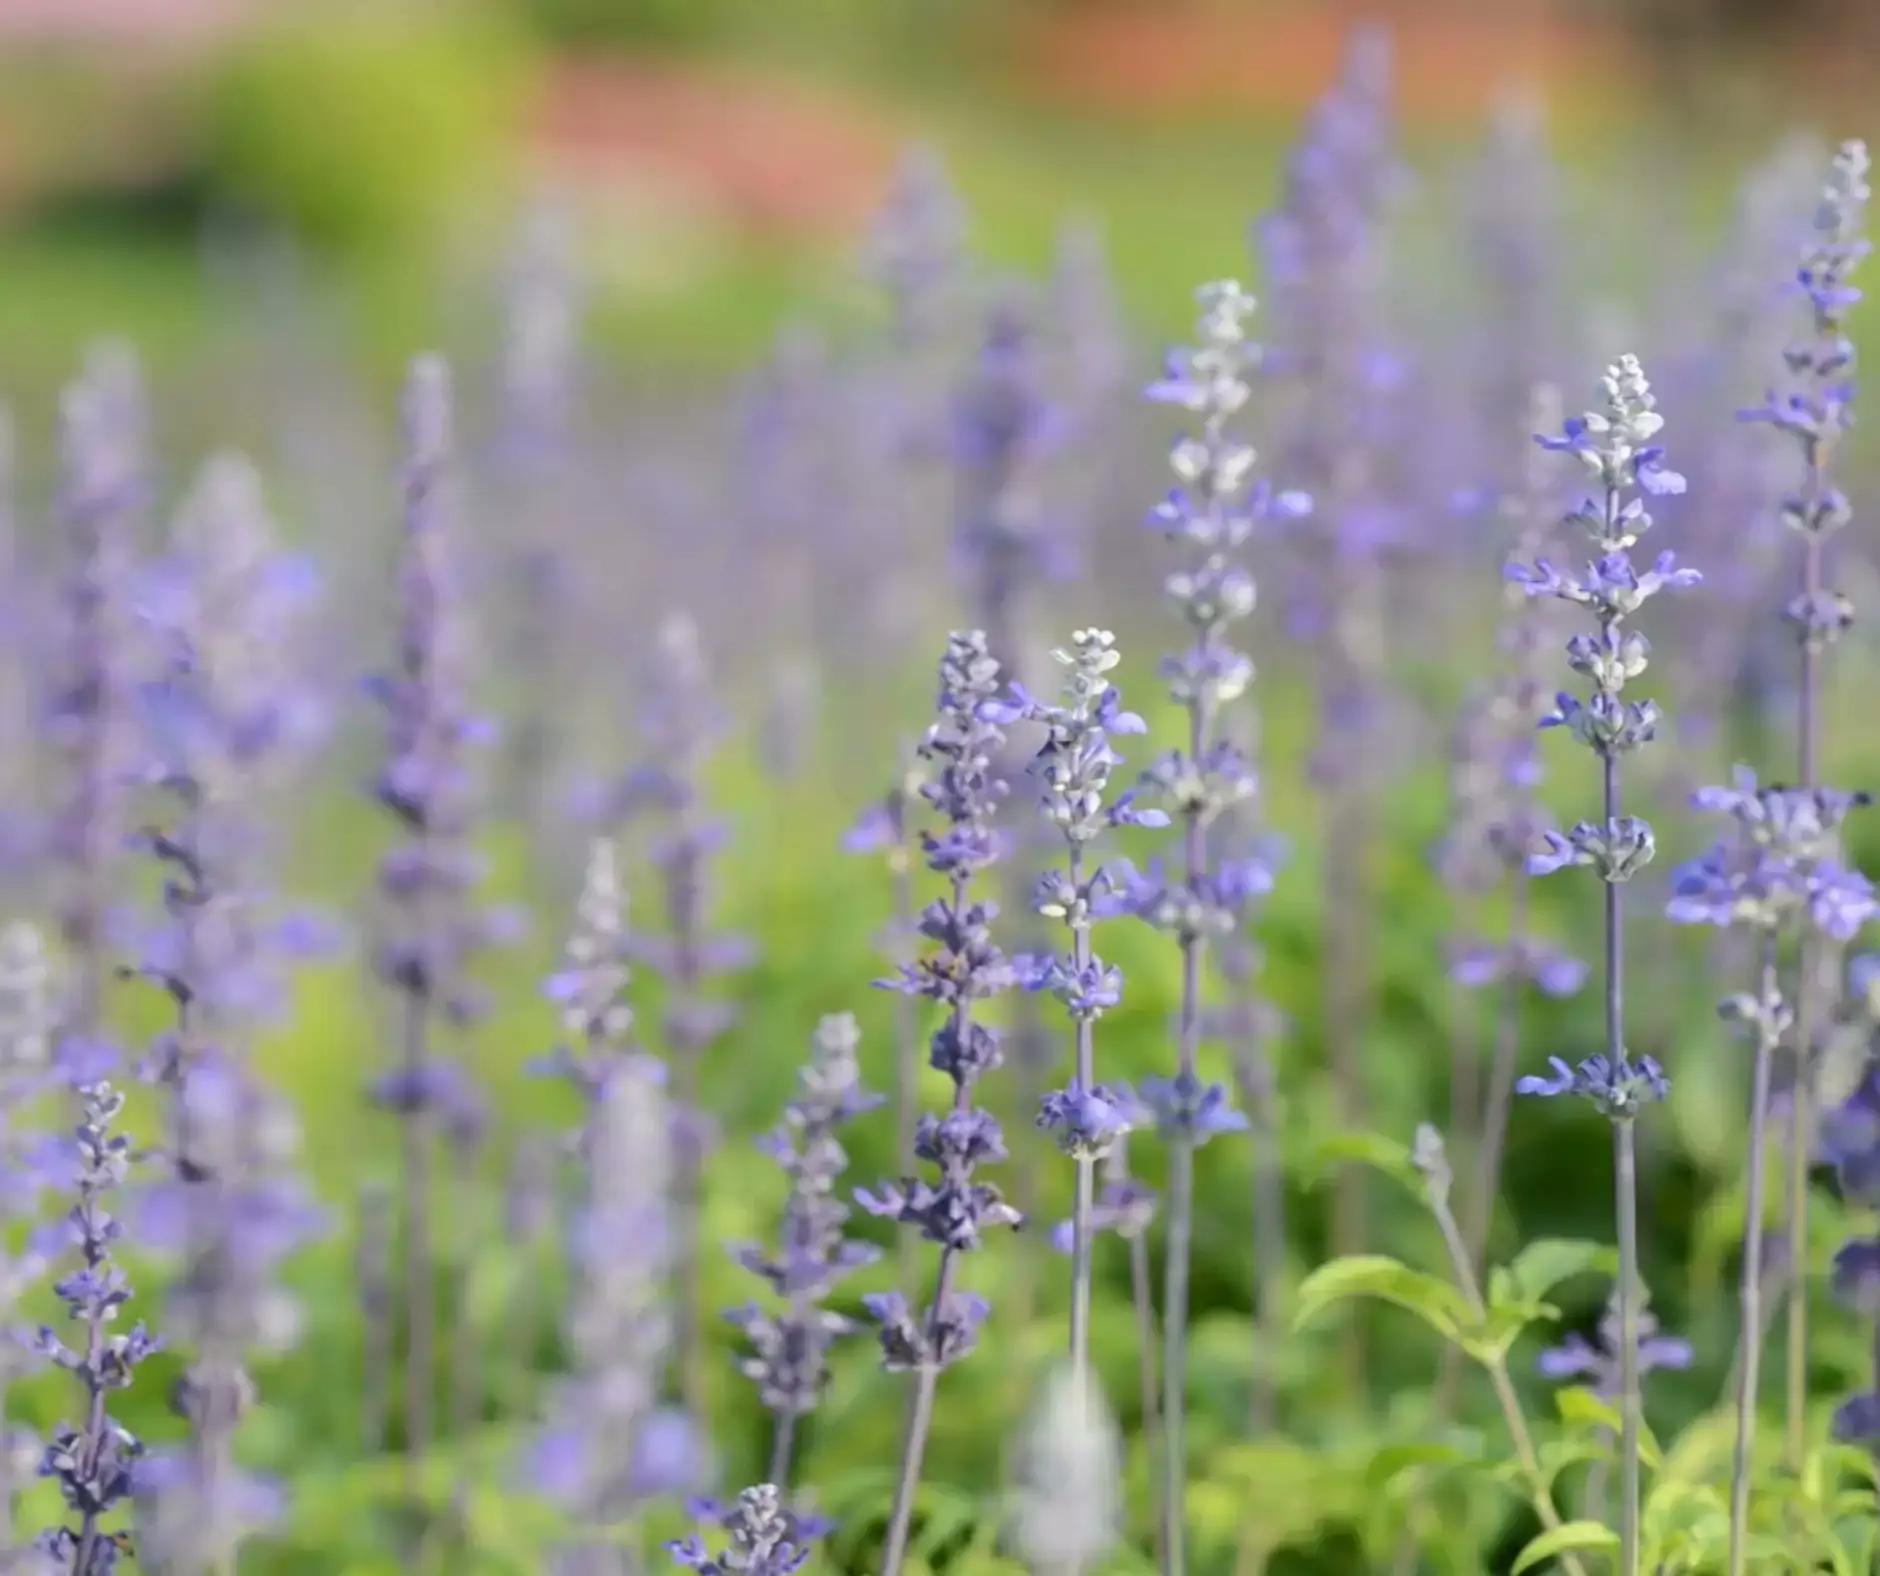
top-left (134, 1053), bottom-right (321, 1573)
top-left (1256, 32), bottom-right (1401, 1321)
top-left (863, 631), bottom-right (1019, 1576)
top-left (366, 357), bottom-right (505, 1464)
top-left (867, 146), bottom-right (966, 355)
top-left (1537, 1291), bottom-right (1693, 1398)
top-left (726, 1013), bottom-right (882, 1487)
top-left (1513, 353), bottom-right (1697, 1571)
top-left (950, 292), bottom-right (1064, 673)
top-left (667, 1484), bottom-right (822, 1576)
top-left (1435, 386), bottom-right (1588, 1275)
top-left (47, 348), bottom-right (146, 1044)
top-left (37, 1083), bottom-right (157, 1573)
top-left (611, 612), bottom-right (749, 1423)
top-left (0, 926), bottom-right (57, 1544)
top-left (989, 628), bottom-right (1157, 1386)
top-left (842, 745), bottom-right (924, 1186)
top-left (534, 884), bottom-right (701, 1566)
top-left (1742, 138), bottom-right (1870, 1471)
top-left (1134, 277), bottom-right (1282, 1572)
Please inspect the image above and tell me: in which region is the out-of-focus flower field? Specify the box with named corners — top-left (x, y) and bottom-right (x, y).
top-left (1, 1), bottom-right (1880, 1572)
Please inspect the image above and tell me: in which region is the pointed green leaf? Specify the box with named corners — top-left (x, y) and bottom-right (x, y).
top-left (1489, 1238), bottom-right (1618, 1306)
top-left (1293, 1255), bottom-right (1469, 1340)
top-left (1312, 1131), bottom-right (1422, 1195)
top-left (1511, 1521), bottom-right (1620, 1573)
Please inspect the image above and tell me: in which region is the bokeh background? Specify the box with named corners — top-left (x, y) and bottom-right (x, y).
top-left (3, 0), bottom-right (1880, 1571)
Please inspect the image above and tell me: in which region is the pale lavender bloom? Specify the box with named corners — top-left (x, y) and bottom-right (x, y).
top-left (36, 1083), bottom-right (156, 1570)
top-left (726, 1014), bottom-right (882, 1477)
top-left (867, 146), bottom-right (967, 352)
top-left (47, 347), bottom-right (147, 1044)
top-left (1537, 1293), bottom-right (1692, 1398)
top-left (667, 1484), bottom-right (822, 1576)
top-left (134, 1052), bottom-right (321, 1573)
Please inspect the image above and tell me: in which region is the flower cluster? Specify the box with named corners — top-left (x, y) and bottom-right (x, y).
top-left (727, 1014), bottom-right (882, 1441)
top-left (951, 293), bottom-right (1067, 663)
top-left (860, 630), bottom-right (1020, 1374)
top-left (668, 1483), bottom-right (824, 1576)
top-left (1668, 766), bottom-right (1874, 937)
top-left (989, 629), bottom-right (1161, 1161)
top-left (1537, 1290), bottom-right (1693, 1398)
top-left (367, 357), bottom-right (508, 1135)
top-left (1516, 1053), bottom-right (1669, 1118)
top-left (134, 1050), bottom-right (323, 1571)
top-left (1510, 355), bottom-right (1699, 949)
top-left (1741, 142), bottom-right (1868, 604)
top-left (532, 1039), bottom-right (702, 1535)
top-left (48, 347), bottom-right (146, 1039)
top-left (37, 1083), bottom-right (157, 1571)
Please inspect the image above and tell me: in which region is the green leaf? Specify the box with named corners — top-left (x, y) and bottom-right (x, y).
top-left (1511, 1520), bottom-right (1620, 1573)
top-left (1489, 1238), bottom-right (1618, 1306)
top-left (1292, 1255), bottom-right (1469, 1341)
top-left (1312, 1131), bottom-right (1422, 1195)
top-left (1461, 1300), bottom-right (1558, 1363)
top-left (1364, 1440), bottom-right (1476, 1491)
top-left (1555, 1386), bottom-right (1623, 1435)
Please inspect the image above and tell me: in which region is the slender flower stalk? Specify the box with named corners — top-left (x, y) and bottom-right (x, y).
top-left (1740, 139), bottom-right (1870, 1465)
top-left (859, 632), bottom-right (1021, 1576)
top-left (1667, 772), bottom-right (1872, 1569)
top-left (989, 629), bottom-right (1164, 1389)
top-left (37, 1082), bottom-right (158, 1573)
top-left (0, 925), bottom-right (57, 1548)
top-left (48, 347), bottom-right (146, 1043)
top-left (366, 358), bottom-right (503, 1468)
top-left (1511, 354), bottom-right (1698, 1572)
top-left (608, 613), bottom-right (749, 1426)
top-left (726, 1013), bottom-right (882, 1490)
top-left (1410, 1126), bottom-right (1593, 1576)
top-left (842, 748), bottom-right (924, 1202)
top-left (533, 840), bottom-right (700, 1568)
top-left (1132, 280), bottom-right (1282, 1574)
top-left (1256, 31), bottom-right (1400, 1315)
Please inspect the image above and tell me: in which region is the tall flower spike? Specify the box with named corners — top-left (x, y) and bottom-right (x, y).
top-left (1447, 384), bottom-right (1588, 1277)
top-left (989, 629), bottom-right (1161, 1390)
top-left (1135, 278), bottom-right (1284, 1573)
top-left (1741, 139), bottom-right (1870, 1475)
top-left (533, 1051), bottom-right (701, 1561)
top-left (863, 631), bottom-right (1020, 1576)
top-left (868, 145), bottom-right (966, 354)
top-left (48, 345), bottom-right (147, 1049)
top-left (366, 356), bottom-right (507, 1465)
top-left (1666, 773), bottom-right (1825, 1575)
top-left (0, 924), bottom-right (56, 1545)
top-left (726, 1012), bottom-right (883, 1488)
top-left (950, 290), bottom-right (1063, 675)
top-left (121, 451), bottom-right (327, 1570)
top-left (1255, 26), bottom-right (1401, 1369)
top-left (1512, 354), bottom-right (1697, 1574)
top-left (613, 611), bottom-right (750, 1425)
top-left (534, 848), bottom-right (703, 1555)
top-left (36, 1082), bottom-right (158, 1572)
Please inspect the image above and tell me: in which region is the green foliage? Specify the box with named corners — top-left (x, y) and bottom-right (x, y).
top-left (1293, 1254), bottom-right (1471, 1343)
top-left (1510, 1520), bottom-right (1618, 1573)
top-left (201, 9), bottom-right (536, 252)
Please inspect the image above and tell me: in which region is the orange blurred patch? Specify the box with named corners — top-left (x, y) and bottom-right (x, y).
top-left (531, 58), bottom-right (898, 240)
top-left (1006, 1), bottom-right (1636, 125)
